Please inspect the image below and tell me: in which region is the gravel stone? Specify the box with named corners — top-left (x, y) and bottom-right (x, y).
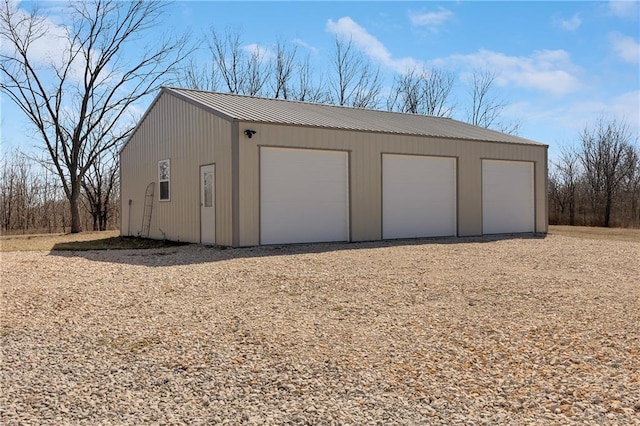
top-left (1, 235), bottom-right (639, 424)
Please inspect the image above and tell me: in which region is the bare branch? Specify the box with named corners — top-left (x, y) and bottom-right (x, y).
top-left (272, 39), bottom-right (297, 99)
top-left (292, 54), bottom-right (327, 103)
top-left (328, 36), bottom-right (381, 108)
top-left (388, 66), bottom-right (455, 117)
top-left (579, 117), bottom-right (636, 226)
top-left (1, 0), bottom-right (192, 232)
top-left (464, 69), bottom-right (520, 134)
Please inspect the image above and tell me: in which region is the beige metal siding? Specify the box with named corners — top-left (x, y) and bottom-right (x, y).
top-left (236, 123), bottom-right (547, 246)
top-left (120, 93), bottom-right (233, 245)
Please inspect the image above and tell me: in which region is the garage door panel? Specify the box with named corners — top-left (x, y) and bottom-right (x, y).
top-left (261, 209), bottom-right (347, 243)
top-left (383, 154), bottom-right (457, 239)
top-left (482, 160), bottom-right (534, 234)
top-left (260, 148), bottom-right (349, 245)
top-left (261, 201), bottom-right (346, 218)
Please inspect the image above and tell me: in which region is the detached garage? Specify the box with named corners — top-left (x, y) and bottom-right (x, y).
top-left (120, 87), bottom-right (548, 246)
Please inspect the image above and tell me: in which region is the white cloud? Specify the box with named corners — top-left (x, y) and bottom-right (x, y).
top-left (555, 13), bottom-right (582, 31)
top-left (517, 90), bottom-right (640, 147)
top-left (0, 5), bottom-right (64, 63)
top-left (292, 38), bottom-right (319, 55)
top-left (609, 32), bottom-right (640, 63)
top-left (324, 16), bottom-right (582, 97)
top-left (243, 43), bottom-right (275, 62)
top-left (562, 92), bottom-right (640, 136)
top-left (609, 1), bottom-right (639, 19)
top-left (326, 16), bottom-right (420, 73)
top-left (608, 91), bottom-right (640, 130)
top-left (0, 1), bottom-right (92, 82)
top-left (435, 49), bottom-right (582, 96)
top-left (408, 8), bottom-right (454, 31)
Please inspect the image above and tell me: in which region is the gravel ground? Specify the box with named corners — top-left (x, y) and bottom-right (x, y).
top-left (1, 235), bottom-right (639, 425)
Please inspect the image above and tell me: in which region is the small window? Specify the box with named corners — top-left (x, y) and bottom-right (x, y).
top-left (159, 159), bottom-right (170, 201)
top-left (203, 171), bottom-right (213, 207)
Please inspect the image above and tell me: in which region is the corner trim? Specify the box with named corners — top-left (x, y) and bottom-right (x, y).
top-left (231, 121), bottom-right (240, 247)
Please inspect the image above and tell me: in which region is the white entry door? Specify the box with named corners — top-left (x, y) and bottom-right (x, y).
top-left (200, 164), bottom-right (215, 244)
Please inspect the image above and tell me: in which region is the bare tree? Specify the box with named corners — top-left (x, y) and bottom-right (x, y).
top-left (387, 66), bottom-right (455, 117)
top-left (387, 68), bottom-right (419, 113)
top-left (0, 151), bottom-right (62, 234)
top-left (350, 61), bottom-right (382, 108)
top-left (552, 146), bottom-right (581, 225)
top-left (329, 36), bottom-right (356, 106)
top-left (82, 145), bottom-right (119, 231)
top-left (328, 37), bottom-right (381, 108)
top-left (39, 168), bottom-right (60, 233)
top-left (243, 47), bottom-right (269, 96)
top-left (465, 69), bottom-right (520, 134)
top-left (548, 167), bottom-right (564, 224)
top-left (178, 57), bottom-right (219, 92)
top-left (0, 152), bottom-right (18, 231)
top-left (624, 146), bottom-right (640, 226)
top-left (292, 54), bottom-right (327, 103)
top-left (207, 28), bottom-right (270, 97)
top-left (0, 148), bottom-right (120, 235)
top-left (0, 150), bottom-right (37, 232)
top-left (579, 117), bottom-right (637, 227)
top-left (272, 39), bottom-right (297, 99)
top-left (549, 128), bottom-right (639, 228)
top-left (422, 68), bottom-right (456, 117)
top-left (466, 69), bottom-right (503, 128)
top-left (0, 0), bottom-right (190, 233)
top-left (185, 28), bottom-right (329, 102)
top-left (209, 29), bottom-right (246, 94)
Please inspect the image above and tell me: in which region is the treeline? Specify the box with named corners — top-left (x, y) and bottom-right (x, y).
top-left (0, 153), bottom-right (119, 235)
top-left (549, 118), bottom-right (640, 228)
top-left (178, 30), bottom-right (518, 133)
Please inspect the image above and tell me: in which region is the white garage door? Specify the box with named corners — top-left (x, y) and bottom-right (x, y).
top-left (383, 154), bottom-right (457, 239)
top-left (482, 160), bottom-right (535, 234)
top-left (260, 147), bottom-right (349, 245)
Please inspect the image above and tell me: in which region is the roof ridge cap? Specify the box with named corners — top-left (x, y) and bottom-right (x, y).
top-left (164, 86), bottom-right (455, 121)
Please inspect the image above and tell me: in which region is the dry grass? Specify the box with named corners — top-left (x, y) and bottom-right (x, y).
top-left (1, 226), bottom-right (638, 253)
top-left (548, 225), bottom-right (640, 242)
top-left (0, 230), bottom-right (184, 252)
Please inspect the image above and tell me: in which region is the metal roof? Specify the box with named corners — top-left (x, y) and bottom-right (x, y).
top-left (164, 87), bottom-right (545, 146)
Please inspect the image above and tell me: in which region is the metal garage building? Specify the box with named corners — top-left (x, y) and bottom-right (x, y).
top-left (120, 87), bottom-right (548, 246)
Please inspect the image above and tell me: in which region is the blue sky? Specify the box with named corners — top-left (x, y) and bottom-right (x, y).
top-left (1, 1), bottom-right (639, 161)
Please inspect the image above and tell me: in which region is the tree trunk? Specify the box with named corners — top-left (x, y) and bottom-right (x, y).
top-left (604, 192), bottom-right (613, 227)
top-left (100, 209), bottom-right (108, 231)
top-left (69, 181), bottom-right (82, 233)
top-left (569, 199), bottom-right (575, 226)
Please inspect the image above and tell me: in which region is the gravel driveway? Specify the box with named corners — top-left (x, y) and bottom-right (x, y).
top-left (1, 235), bottom-right (639, 424)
